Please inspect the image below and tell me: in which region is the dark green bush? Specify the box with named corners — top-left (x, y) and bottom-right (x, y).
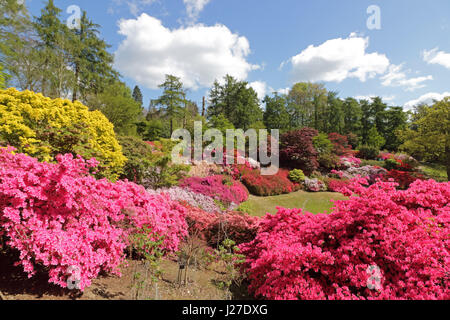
top-left (357, 145), bottom-right (380, 160)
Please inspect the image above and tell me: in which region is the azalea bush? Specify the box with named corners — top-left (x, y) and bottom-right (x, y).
top-left (0, 148), bottom-right (187, 290)
top-left (325, 178), bottom-right (351, 192)
top-left (240, 179), bottom-right (450, 300)
top-left (147, 186), bottom-right (222, 213)
top-left (0, 88), bottom-right (126, 180)
top-left (303, 177), bottom-right (327, 192)
top-left (180, 175), bottom-right (249, 206)
top-left (238, 166), bottom-right (301, 196)
top-left (383, 170), bottom-right (425, 189)
top-left (183, 206), bottom-right (260, 246)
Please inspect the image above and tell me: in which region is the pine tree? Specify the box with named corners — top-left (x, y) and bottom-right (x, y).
top-left (132, 85), bottom-right (143, 106)
top-left (156, 75), bottom-right (186, 134)
top-left (70, 11), bottom-right (117, 102)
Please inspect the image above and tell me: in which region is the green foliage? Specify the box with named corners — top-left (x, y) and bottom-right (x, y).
top-left (313, 133), bottom-right (333, 155)
top-left (288, 169), bottom-right (306, 183)
top-left (208, 75), bottom-right (262, 130)
top-left (384, 158), bottom-right (400, 171)
top-left (318, 152), bottom-right (341, 170)
top-left (155, 74), bottom-right (186, 134)
top-left (0, 64), bottom-right (5, 89)
top-left (213, 239), bottom-right (245, 299)
top-left (366, 126), bottom-right (386, 149)
top-left (132, 85), bottom-right (143, 107)
top-left (263, 93), bottom-right (290, 131)
top-left (360, 159), bottom-right (384, 167)
top-left (399, 98), bottom-right (449, 180)
top-left (118, 135), bottom-right (154, 183)
top-left (357, 145), bottom-right (380, 160)
top-left (236, 201), bottom-right (253, 214)
top-left (208, 114), bottom-right (235, 135)
top-left (87, 81), bottom-right (142, 136)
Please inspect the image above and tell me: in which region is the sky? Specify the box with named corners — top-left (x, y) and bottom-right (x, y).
top-left (24, 0), bottom-right (450, 110)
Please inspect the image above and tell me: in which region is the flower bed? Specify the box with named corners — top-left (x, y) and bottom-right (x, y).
top-left (180, 175), bottom-right (249, 205)
top-left (240, 179), bottom-right (450, 300)
top-left (0, 147), bottom-right (187, 290)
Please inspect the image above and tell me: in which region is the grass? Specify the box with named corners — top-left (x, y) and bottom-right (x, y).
top-left (240, 191), bottom-right (347, 217)
top-left (419, 162), bottom-right (448, 182)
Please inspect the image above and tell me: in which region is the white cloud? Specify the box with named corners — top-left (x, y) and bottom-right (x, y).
top-left (114, 14), bottom-right (259, 90)
top-left (404, 92), bottom-right (450, 110)
top-left (249, 81), bottom-right (270, 100)
top-left (183, 0), bottom-right (211, 23)
top-left (423, 47), bottom-right (450, 69)
top-left (354, 94), bottom-right (395, 102)
top-left (380, 64), bottom-right (433, 92)
top-left (277, 87), bottom-right (290, 95)
top-left (286, 34), bottom-right (390, 83)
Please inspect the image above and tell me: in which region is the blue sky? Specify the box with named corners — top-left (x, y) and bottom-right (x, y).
top-left (25, 0), bottom-right (450, 110)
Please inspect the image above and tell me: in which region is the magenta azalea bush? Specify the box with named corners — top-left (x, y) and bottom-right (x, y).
top-left (240, 179), bottom-right (450, 300)
top-left (0, 147), bottom-right (187, 290)
top-left (180, 175), bottom-right (249, 205)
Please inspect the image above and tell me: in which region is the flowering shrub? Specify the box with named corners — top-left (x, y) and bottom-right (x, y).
top-left (0, 88), bottom-right (126, 180)
top-left (303, 177), bottom-right (327, 192)
top-left (238, 166), bottom-right (301, 196)
top-left (326, 178), bottom-right (351, 192)
top-left (0, 148), bottom-right (187, 290)
top-left (280, 128), bottom-right (319, 174)
top-left (383, 170), bottom-right (425, 189)
top-left (240, 179), bottom-right (450, 300)
top-left (147, 186), bottom-right (222, 213)
top-left (180, 175), bottom-right (249, 205)
top-left (331, 165), bottom-right (387, 180)
top-left (183, 206), bottom-right (260, 246)
top-left (340, 156), bottom-right (361, 168)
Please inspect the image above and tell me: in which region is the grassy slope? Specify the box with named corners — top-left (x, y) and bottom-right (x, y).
top-left (242, 191), bottom-right (347, 217)
top-left (419, 163), bottom-right (448, 182)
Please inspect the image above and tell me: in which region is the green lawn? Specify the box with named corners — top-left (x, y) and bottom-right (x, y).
top-left (419, 163), bottom-right (448, 182)
top-left (241, 191), bottom-right (348, 217)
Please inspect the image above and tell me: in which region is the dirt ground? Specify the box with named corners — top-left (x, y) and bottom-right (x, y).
top-left (0, 249), bottom-right (249, 301)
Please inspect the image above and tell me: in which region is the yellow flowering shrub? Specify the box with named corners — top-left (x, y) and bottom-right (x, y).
top-left (0, 88), bottom-right (126, 179)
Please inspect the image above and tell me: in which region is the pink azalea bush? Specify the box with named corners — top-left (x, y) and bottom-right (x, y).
top-left (240, 178), bottom-right (450, 300)
top-left (303, 177), bottom-right (327, 192)
top-left (0, 148), bottom-right (187, 290)
top-left (180, 175), bottom-right (249, 205)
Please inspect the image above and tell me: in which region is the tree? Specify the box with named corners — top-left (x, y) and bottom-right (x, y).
top-left (132, 85), bottom-right (143, 106)
top-left (34, 0), bottom-right (73, 98)
top-left (383, 107), bottom-right (407, 151)
top-left (287, 82), bottom-right (327, 129)
top-left (0, 64), bottom-right (5, 89)
top-left (0, 0), bottom-right (42, 91)
top-left (207, 75), bottom-right (262, 130)
top-left (342, 98), bottom-right (362, 136)
top-left (87, 81), bottom-right (142, 136)
top-left (366, 126), bottom-right (385, 149)
top-left (69, 11), bottom-right (118, 102)
top-left (156, 75), bottom-right (186, 134)
top-left (399, 98), bottom-right (450, 180)
top-left (263, 93), bottom-right (290, 132)
top-left (208, 114), bottom-right (235, 135)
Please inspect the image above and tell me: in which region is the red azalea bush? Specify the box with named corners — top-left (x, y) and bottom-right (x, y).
top-left (326, 178), bottom-right (351, 192)
top-left (180, 175), bottom-right (249, 205)
top-left (328, 133), bottom-right (353, 156)
top-left (280, 128), bottom-right (319, 174)
top-left (240, 179), bottom-right (450, 300)
top-left (237, 165), bottom-right (301, 196)
top-left (183, 205), bottom-right (260, 246)
top-left (384, 170), bottom-right (425, 189)
top-left (0, 147), bottom-right (187, 290)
